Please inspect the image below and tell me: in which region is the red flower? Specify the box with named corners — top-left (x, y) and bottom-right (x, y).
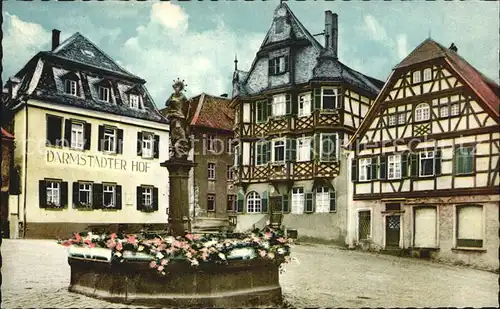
top-left (74, 233), bottom-right (81, 242)
top-left (84, 239), bottom-right (92, 246)
top-left (61, 240), bottom-right (72, 247)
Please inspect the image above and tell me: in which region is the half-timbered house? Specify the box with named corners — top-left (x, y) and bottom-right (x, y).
top-left (347, 39), bottom-right (499, 271)
top-left (2, 30), bottom-right (170, 239)
top-left (230, 2), bottom-right (383, 243)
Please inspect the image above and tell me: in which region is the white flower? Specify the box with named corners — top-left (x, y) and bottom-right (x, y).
top-left (215, 243), bottom-right (224, 250)
top-left (138, 245), bottom-right (144, 252)
top-left (114, 252), bottom-right (122, 257)
top-left (190, 259), bottom-right (199, 266)
top-left (203, 240), bottom-right (217, 247)
top-left (165, 236), bottom-right (175, 244)
top-left (262, 241), bottom-right (270, 249)
top-left (156, 252), bottom-right (164, 259)
top-left (218, 253), bottom-right (226, 260)
top-left (277, 248), bottom-right (285, 255)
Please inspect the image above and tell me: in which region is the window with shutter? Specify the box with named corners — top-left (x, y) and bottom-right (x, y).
top-left (359, 158), bottom-right (371, 181)
top-left (291, 187), bottom-right (304, 214)
top-left (272, 139), bottom-right (285, 164)
top-left (93, 183), bottom-right (103, 209)
top-left (256, 100), bottom-right (267, 123)
top-left (296, 137), bottom-right (311, 162)
top-left (255, 142), bottom-right (267, 166)
top-left (282, 194), bottom-right (289, 213)
top-left (70, 122), bottom-right (85, 150)
top-left (141, 132), bottom-right (154, 158)
top-left (320, 133), bottom-right (338, 162)
top-left (304, 192), bottom-right (314, 213)
top-left (44, 180), bottom-right (61, 208)
top-left (315, 187), bottom-right (330, 213)
top-left (102, 184), bottom-right (116, 209)
top-left (329, 189), bottom-right (336, 212)
top-left (46, 115), bottom-right (63, 147)
top-left (75, 181), bottom-right (92, 208)
top-left (419, 151), bottom-right (435, 177)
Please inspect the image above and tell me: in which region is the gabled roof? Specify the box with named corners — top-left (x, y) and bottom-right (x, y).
top-left (50, 32), bottom-right (142, 81)
top-left (188, 93), bottom-right (234, 131)
top-left (348, 38), bottom-right (499, 147)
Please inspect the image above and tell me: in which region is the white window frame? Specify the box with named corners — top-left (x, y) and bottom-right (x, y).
top-left (321, 87), bottom-right (340, 110)
top-left (65, 79), bottom-right (78, 96)
top-left (451, 103), bottom-right (460, 116)
top-left (46, 181), bottom-right (61, 207)
top-left (272, 139), bottom-right (285, 164)
top-left (415, 103), bottom-right (430, 122)
top-left (359, 158), bottom-right (372, 182)
top-left (272, 94), bottom-right (286, 117)
top-left (298, 93), bottom-right (311, 117)
top-left (319, 133), bottom-right (339, 162)
top-left (142, 187), bottom-right (153, 208)
top-left (208, 163), bottom-right (216, 180)
top-left (227, 165), bottom-right (233, 181)
top-left (423, 68), bottom-right (433, 82)
top-left (129, 94), bottom-right (140, 109)
top-left (296, 137), bottom-right (311, 162)
top-left (103, 128), bottom-right (117, 153)
top-left (246, 191), bottom-right (261, 213)
top-left (440, 106), bottom-right (449, 118)
top-left (142, 133), bottom-right (154, 158)
top-left (315, 187), bottom-right (329, 213)
top-left (419, 151), bottom-right (435, 177)
top-left (413, 71), bottom-right (421, 83)
top-left (98, 86), bottom-right (111, 102)
top-left (388, 114), bottom-right (397, 126)
top-left (71, 122), bottom-right (85, 150)
top-left (233, 144), bottom-right (240, 167)
top-left (255, 141), bottom-right (267, 166)
top-left (291, 187), bottom-right (304, 214)
top-left (103, 184), bottom-right (116, 208)
top-left (398, 113), bottom-right (406, 124)
top-left (207, 134), bottom-right (216, 151)
top-left (388, 154), bottom-right (402, 180)
top-left (79, 183), bottom-right (92, 205)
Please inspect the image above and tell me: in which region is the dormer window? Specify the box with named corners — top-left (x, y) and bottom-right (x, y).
top-left (64, 80), bottom-right (78, 96)
top-left (129, 94), bottom-right (140, 109)
top-left (268, 55), bottom-right (289, 75)
top-left (98, 86), bottom-right (110, 102)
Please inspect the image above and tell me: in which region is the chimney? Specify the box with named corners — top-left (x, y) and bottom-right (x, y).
top-left (324, 11), bottom-right (338, 59)
top-left (52, 29), bottom-right (61, 51)
top-left (449, 43), bottom-right (458, 53)
top-left (220, 93), bottom-right (228, 98)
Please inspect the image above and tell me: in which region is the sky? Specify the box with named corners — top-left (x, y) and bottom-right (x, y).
top-left (2, 0), bottom-right (499, 108)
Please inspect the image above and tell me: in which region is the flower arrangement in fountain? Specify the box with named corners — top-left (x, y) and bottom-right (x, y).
top-left (58, 226), bottom-right (293, 276)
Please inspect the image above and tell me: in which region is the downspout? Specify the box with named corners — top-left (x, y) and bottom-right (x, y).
top-left (22, 104), bottom-right (28, 238)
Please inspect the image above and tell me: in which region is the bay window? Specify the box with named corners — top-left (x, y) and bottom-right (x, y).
top-left (272, 139), bottom-right (285, 164)
top-left (296, 137), bottom-right (311, 162)
top-left (272, 94), bottom-right (286, 117)
top-left (320, 133), bottom-right (338, 162)
top-left (321, 88), bottom-right (340, 110)
top-left (298, 93), bottom-right (311, 117)
top-left (255, 142), bottom-right (267, 166)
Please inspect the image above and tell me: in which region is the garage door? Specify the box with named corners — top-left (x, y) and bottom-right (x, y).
top-left (414, 207), bottom-right (437, 247)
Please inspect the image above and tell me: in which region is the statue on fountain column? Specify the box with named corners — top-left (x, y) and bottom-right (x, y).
top-left (164, 79), bottom-right (191, 160)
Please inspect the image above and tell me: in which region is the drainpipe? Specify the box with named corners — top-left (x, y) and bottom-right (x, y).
top-left (22, 104), bottom-right (28, 238)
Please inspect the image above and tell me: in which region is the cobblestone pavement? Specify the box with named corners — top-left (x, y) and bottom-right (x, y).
top-left (1, 240), bottom-right (498, 308)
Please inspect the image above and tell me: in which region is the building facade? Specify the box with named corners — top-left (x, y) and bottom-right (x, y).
top-left (161, 93), bottom-right (235, 222)
top-left (347, 39), bottom-right (499, 271)
top-left (230, 3), bottom-right (383, 243)
top-left (2, 30), bottom-right (170, 239)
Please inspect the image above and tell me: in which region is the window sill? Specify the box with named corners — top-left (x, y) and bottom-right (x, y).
top-left (141, 156), bottom-right (155, 160)
top-left (454, 173), bottom-right (475, 177)
top-left (101, 208), bottom-right (119, 211)
top-left (75, 206), bottom-right (93, 211)
top-left (70, 147), bottom-right (85, 152)
top-left (46, 144), bottom-right (64, 149)
top-left (452, 247), bottom-right (486, 253)
top-left (44, 207), bottom-right (65, 211)
top-left (103, 151), bottom-right (118, 156)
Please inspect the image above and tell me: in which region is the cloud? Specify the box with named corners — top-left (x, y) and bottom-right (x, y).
top-left (120, 2), bottom-right (263, 106)
top-left (2, 12), bottom-right (51, 77)
top-left (396, 34), bottom-right (408, 60)
top-left (364, 15), bottom-right (388, 42)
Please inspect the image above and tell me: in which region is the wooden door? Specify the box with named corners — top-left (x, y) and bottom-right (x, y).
top-left (385, 215), bottom-right (400, 247)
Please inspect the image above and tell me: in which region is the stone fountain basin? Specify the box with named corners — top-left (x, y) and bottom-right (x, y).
top-left (67, 247), bottom-right (283, 307)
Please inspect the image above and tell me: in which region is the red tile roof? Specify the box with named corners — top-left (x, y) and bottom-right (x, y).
top-left (1, 127), bottom-right (14, 140)
top-left (397, 39), bottom-right (499, 117)
top-left (189, 93), bottom-right (234, 131)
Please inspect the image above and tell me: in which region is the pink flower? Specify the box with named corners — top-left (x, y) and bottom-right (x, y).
top-left (61, 240), bottom-right (72, 247)
top-left (106, 240), bottom-right (116, 249)
top-left (264, 232), bottom-right (272, 240)
top-left (173, 240), bottom-right (182, 248)
top-left (89, 243), bottom-right (96, 248)
top-left (259, 250), bottom-right (267, 257)
top-left (193, 234), bottom-right (201, 241)
top-left (127, 235), bottom-right (137, 245)
top-left (185, 233), bottom-right (194, 240)
top-left (277, 237), bottom-right (286, 243)
top-left (115, 242), bottom-right (123, 251)
top-left (201, 252), bottom-right (209, 261)
top-left (74, 233), bottom-right (81, 242)
top-left (157, 265), bottom-right (164, 272)
top-left (110, 233), bottom-right (117, 240)
top-left (150, 261), bottom-right (157, 268)
top-left (160, 259), bottom-right (169, 266)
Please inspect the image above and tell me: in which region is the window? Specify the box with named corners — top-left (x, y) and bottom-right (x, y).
top-left (46, 181), bottom-right (61, 207)
top-left (208, 163), bottom-right (216, 180)
top-left (78, 183), bottom-right (92, 206)
top-left (46, 115), bottom-right (62, 146)
top-left (103, 184), bottom-right (116, 208)
top-left (455, 146), bottom-right (474, 175)
top-left (359, 158), bottom-right (372, 181)
top-left (440, 106), bottom-right (449, 118)
top-left (315, 187), bottom-right (330, 213)
top-left (233, 144), bottom-right (240, 167)
top-left (255, 142), bottom-right (267, 166)
top-left (268, 56), bottom-right (289, 75)
top-left (64, 80), bottom-right (78, 96)
top-left (291, 187), bottom-right (304, 214)
top-left (103, 128), bottom-right (116, 153)
top-left (246, 191), bottom-right (261, 213)
top-left (227, 165), bottom-right (233, 181)
top-left (321, 88), bottom-right (340, 110)
top-left (296, 137), bottom-right (311, 162)
top-left (142, 133), bottom-right (154, 158)
top-left (451, 103), bottom-right (460, 116)
top-left (413, 71), bottom-right (421, 83)
top-left (275, 19), bottom-right (284, 34)
top-left (398, 113), bottom-right (406, 124)
top-left (256, 100), bottom-right (267, 123)
top-left (71, 122), bottom-right (84, 150)
top-left (388, 155), bottom-right (402, 179)
top-left (227, 195), bottom-right (236, 212)
top-left (298, 93), bottom-right (311, 117)
top-left (388, 114), bottom-right (397, 126)
top-left (320, 133), bottom-right (338, 162)
top-left (226, 138), bottom-right (233, 154)
top-left (423, 68), bottom-right (432, 81)
top-left (206, 134), bottom-right (216, 151)
top-left (456, 205), bottom-right (483, 248)
top-left (272, 139), bottom-right (285, 163)
top-left (129, 94), bottom-right (140, 109)
top-left (207, 194), bottom-right (216, 212)
top-left (98, 86), bottom-right (110, 102)
top-left (415, 103), bottom-right (430, 122)
top-left (142, 187), bottom-right (153, 208)
top-left (272, 94), bottom-right (286, 117)
top-left (419, 151), bottom-right (435, 177)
